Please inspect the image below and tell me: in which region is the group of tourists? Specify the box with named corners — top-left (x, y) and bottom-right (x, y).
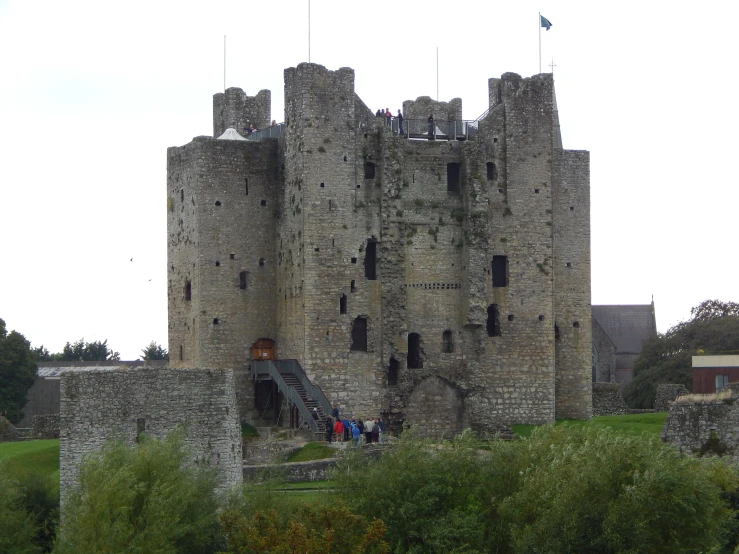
top-left (312, 406), bottom-right (386, 446)
top-left (374, 108), bottom-right (404, 135)
top-left (243, 121), bottom-right (278, 136)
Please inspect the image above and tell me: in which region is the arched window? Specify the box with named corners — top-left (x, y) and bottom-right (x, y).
top-left (442, 330), bottom-right (454, 353)
top-left (364, 162), bottom-right (376, 179)
top-left (408, 333), bottom-right (423, 369)
top-left (340, 294), bottom-right (347, 314)
top-left (184, 280), bottom-right (192, 301)
top-left (351, 317), bottom-right (368, 351)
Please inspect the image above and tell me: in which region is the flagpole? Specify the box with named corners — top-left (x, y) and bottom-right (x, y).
top-left (223, 35), bottom-right (226, 92)
top-left (538, 12), bottom-right (541, 74)
top-left (436, 47), bottom-right (439, 101)
top-left (308, 0), bottom-right (311, 63)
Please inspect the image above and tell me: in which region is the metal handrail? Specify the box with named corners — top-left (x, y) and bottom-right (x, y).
top-left (401, 119), bottom-right (480, 141)
top-left (252, 360), bottom-right (321, 433)
top-left (276, 359), bottom-right (332, 418)
top-left (245, 123), bottom-right (285, 141)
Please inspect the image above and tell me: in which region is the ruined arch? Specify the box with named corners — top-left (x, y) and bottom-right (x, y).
top-left (404, 376), bottom-right (465, 439)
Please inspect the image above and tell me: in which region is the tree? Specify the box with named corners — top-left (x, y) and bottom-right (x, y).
top-left (624, 300), bottom-right (739, 409)
top-left (59, 339), bottom-right (120, 362)
top-left (0, 319), bottom-right (38, 424)
top-left (55, 431), bottom-right (222, 553)
top-left (141, 341), bottom-right (168, 361)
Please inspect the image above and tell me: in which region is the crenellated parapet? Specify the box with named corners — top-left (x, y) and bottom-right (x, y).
top-left (213, 87), bottom-right (271, 137)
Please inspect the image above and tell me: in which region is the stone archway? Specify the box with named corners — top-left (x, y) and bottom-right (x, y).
top-left (404, 376), bottom-right (464, 439)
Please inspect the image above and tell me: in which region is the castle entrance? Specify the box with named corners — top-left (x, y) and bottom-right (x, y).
top-left (251, 338), bottom-right (276, 361)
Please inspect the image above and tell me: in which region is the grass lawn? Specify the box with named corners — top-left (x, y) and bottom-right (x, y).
top-left (0, 439), bottom-right (60, 481)
top-left (511, 412), bottom-right (668, 439)
top-left (285, 442), bottom-right (336, 463)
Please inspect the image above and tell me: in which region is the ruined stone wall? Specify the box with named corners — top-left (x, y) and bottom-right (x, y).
top-left (59, 367), bottom-right (242, 506)
top-left (404, 376), bottom-right (465, 438)
top-left (661, 400), bottom-right (739, 459)
top-left (592, 382), bottom-right (628, 416)
top-left (168, 137), bottom-right (279, 418)
top-left (654, 384), bottom-right (689, 412)
top-left (553, 149), bottom-right (592, 418)
top-left (213, 87), bottom-right (271, 137)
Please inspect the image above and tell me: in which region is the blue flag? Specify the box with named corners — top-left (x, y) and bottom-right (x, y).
top-left (540, 15), bottom-right (553, 31)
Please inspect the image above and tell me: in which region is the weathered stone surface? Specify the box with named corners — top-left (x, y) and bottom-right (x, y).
top-left (31, 414), bottom-right (59, 439)
top-left (59, 367), bottom-right (242, 506)
top-left (654, 384), bottom-right (689, 412)
top-left (592, 382), bottom-right (628, 416)
top-left (662, 399), bottom-right (739, 459)
top-left (168, 63), bottom-right (592, 434)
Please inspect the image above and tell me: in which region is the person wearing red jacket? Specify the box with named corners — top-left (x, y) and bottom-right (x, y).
top-left (333, 418), bottom-right (344, 443)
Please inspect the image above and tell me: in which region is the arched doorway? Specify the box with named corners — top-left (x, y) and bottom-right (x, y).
top-left (251, 338), bottom-right (276, 361)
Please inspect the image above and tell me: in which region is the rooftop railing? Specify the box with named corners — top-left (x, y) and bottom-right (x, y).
top-left (245, 123), bottom-right (285, 141)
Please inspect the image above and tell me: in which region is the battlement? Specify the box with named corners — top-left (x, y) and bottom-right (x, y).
top-left (213, 87), bottom-right (271, 138)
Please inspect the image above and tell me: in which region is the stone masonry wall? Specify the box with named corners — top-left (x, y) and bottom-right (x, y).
top-left (553, 149), bottom-right (592, 419)
top-left (59, 367), bottom-right (242, 506)
top-left (662, 400), bottom-right (739, 459)
top-left (654, 384), bottom-right (689, 412)
top-left (31, 414), bottom-right (60, 439)
top-left (213, 87), bottom-right (271, 137)
top-left (592, 382), bottom-right (628, 416)
top-left (168, 137), bottom-right (280, 419)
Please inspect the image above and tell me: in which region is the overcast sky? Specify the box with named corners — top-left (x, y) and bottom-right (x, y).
top-left (0, 1), bottom-right (736, 360)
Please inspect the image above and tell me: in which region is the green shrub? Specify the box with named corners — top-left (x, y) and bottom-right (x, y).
top-left (335, 425), bottom-right (738, 554)
top-left (55, 431), bottom-right (223, 554)
top-left (0, 463), bottom-right (41, 554)
top-left (501, 424), bottom-right (736, 554)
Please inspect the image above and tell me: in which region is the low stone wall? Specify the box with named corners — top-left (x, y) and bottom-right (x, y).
top-left (244, 458), bottom-right (337, 483)
top-left (243, 443), bottom-right (389, 482)
top-left (0, 416), bottom-right (18, 442)
top-left (31, 414), bottom-right (60, 439)
top-left (661, 399), bottom-right (739, 458)
top-left (654, 384), bottom-right (689, 412)
top-left (592, 383), bottom-right (628, 416)
top-left (243, 436), bottom-right (305, 464)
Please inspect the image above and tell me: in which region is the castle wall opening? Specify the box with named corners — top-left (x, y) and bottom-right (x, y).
top-left (487, 305), bottom-right (501, 337)
top-left (364, 239), bottom-right (377, 280)
top-left (492, 256), bottom-right (508, 287)
top-left (447, 163), bottom-right (460, 194)
top-left (351, 317), bottom-right (368, 351)
top-left (388, 357), bottom-right (399, 386)
top-left (408, 333), bottom-right (423, 369)
top-left (442, 330), bottom-right (454, 353)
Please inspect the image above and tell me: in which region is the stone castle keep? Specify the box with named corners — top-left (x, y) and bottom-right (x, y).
top-left (167, 62), bottom-right (592, 435)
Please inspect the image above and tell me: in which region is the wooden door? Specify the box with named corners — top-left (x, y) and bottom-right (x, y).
top-left (251, 338), bottom-right (276, 361)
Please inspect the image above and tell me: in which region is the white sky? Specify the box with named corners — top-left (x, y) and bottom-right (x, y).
top-left (1, 1), bottom-right (737, 360)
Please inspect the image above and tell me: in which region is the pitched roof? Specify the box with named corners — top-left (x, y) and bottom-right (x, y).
top-left (592, 304), bottom-right (657, 355)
